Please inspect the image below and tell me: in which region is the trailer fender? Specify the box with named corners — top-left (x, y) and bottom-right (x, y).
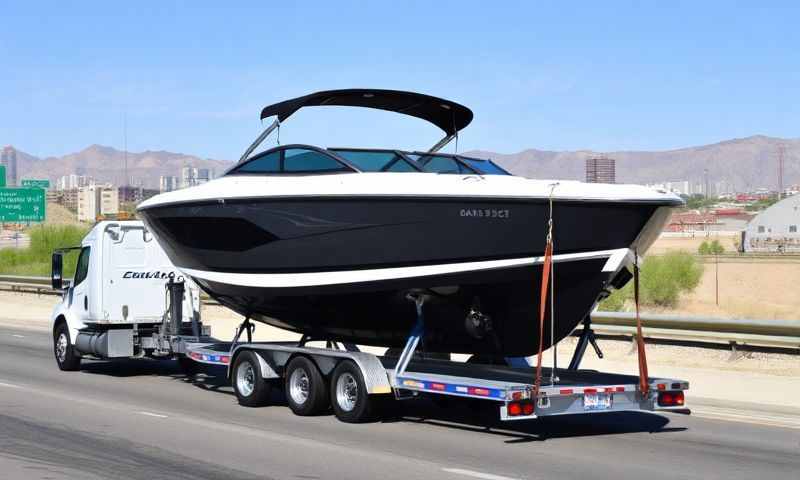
top-left (252, 351), bottom-right (279, 380)
top-left (327, 352), bottom-right (392, 395)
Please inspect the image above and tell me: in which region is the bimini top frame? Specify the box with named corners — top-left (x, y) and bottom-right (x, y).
top-left (238, 89), bottom-right (474, 163)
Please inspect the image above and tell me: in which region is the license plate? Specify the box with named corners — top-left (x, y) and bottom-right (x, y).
top-left (583, 393), bottom-right (612, 411)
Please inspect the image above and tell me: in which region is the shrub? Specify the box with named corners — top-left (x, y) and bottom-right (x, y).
top-left (0, 225), bottom-right (88, 276)
top-left (698, 241), bottom-right (711, 255)
top-left (599, 251), bottom-right (703, 310)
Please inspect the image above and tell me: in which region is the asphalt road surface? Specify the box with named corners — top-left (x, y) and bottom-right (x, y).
top-left (0, 326), bottom-right (797, 480)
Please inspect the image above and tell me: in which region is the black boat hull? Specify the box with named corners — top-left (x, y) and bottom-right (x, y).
top-left (139, 196), bottom-right (663, 355)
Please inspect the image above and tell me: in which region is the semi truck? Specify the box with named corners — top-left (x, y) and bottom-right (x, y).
top-left (51, 221), bottom-right (689, 423)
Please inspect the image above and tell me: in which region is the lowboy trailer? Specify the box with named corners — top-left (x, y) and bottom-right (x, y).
top-left (51, 221), bottom-right (689, 424)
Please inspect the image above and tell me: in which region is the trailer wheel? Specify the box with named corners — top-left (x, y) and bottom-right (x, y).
top-left (53, 323), bottom-right (81, 371)
top-left (284, 356), bottom-right (328, 416)
top-left (232, 351), bottom-right (271, 407)
top-left (330, 360), bottom-right (378, 423)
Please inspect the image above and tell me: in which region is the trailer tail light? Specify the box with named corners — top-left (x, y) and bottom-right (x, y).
top-left (507, 401), bottom-right (535, 417)
top-left (658, 391), bottom-right (684, 407)
top-left (522, 402), bottom-right (535, 416)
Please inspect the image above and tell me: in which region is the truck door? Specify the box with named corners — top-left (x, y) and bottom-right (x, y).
top-left (70, 246), bottom-right (92, 324)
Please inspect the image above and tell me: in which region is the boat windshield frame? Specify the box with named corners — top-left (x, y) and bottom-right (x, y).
top-left (408, 151), bottom-right (512, 176)
top-left (328, 148), bottom-right (423, 173)
top-left (227, 144), bottom-right (360, 176)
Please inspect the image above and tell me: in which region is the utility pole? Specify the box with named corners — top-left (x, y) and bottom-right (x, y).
top-left (778, 145), bottom-right (785, 199)
top-left (123, 112), bottom-right (128, 187)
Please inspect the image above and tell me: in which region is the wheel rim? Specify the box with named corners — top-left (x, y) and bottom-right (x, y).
top-left (55, 332), bottom-right (68, 363)
top-left (236, 361), bottom-right (256, 397)
top-left (289, 367), bottom-right (310, 405)
top-left (336, 372), bottom-right (358, 412)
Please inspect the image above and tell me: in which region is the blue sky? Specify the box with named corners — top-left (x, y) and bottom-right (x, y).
top-left (2, 1), bottom-right (798, 160)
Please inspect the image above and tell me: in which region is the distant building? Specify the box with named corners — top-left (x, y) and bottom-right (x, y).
top-left (647, 180), bottom-right (691, 196)
top-left (585, 156), bottom-right (615, 184)
top-left (56, 174), bottom-right (94, 191)
top-left (180, 166), bottom-right (215, 189)
top-left (118, 185), bottom-right (144, 204)
top-left (77, 185), bottom-right (119, 222)
top-left (743, 195), bottom-right (800, 253)
top-left (1, 146), bottom-right (18, 186)
top-left (160, 175), bottom-right (179, 192)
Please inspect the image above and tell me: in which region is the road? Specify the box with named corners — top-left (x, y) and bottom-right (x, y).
top-left (0, 326), bottom-right (798, 480)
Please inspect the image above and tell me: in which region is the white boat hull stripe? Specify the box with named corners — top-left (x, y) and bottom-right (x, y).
top-left (181, 248), bottom-right (629, 288)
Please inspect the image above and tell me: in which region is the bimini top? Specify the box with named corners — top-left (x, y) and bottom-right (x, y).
top-left (260, 89), bottom-right (473, 135)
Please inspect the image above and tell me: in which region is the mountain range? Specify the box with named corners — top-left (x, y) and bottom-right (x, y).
top-left (6, 135), bottom-right (799, 191)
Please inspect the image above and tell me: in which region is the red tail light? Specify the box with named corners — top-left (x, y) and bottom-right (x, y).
top-left (508, 402), bottom-right (522, 416)
top-left (658, 391), bottom-right (685, 407)
top-left (522, 402), bottom-right (535, 415)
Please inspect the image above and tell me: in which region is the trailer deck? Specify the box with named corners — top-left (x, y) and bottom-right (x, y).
top-left (182, 339), bottom-right (688, 420)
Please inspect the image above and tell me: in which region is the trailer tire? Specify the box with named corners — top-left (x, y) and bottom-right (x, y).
top-left (330, 360), bottom-right (378, 423)
top-left (232, 351), bottom-right (271, 407)
top-left (53, 323), bottom-right (81, 371)
top-left (285, 356), bottom-right (328, 416)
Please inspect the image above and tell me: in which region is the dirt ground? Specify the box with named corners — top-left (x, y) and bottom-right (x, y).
top-left (647, 236), bottom-right (800, 319)
top-left (648, 234), bottom-right (740, 255)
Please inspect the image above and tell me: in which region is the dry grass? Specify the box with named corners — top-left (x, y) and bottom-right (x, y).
top-left (648, 236), bottom-right (800, 319)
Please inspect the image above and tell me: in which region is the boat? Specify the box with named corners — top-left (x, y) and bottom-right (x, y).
top-left (137, 89), bottom-right (682, 356)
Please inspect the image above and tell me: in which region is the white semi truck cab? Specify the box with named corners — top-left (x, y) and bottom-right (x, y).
top-left (51, 221), bottom-right (203, 371)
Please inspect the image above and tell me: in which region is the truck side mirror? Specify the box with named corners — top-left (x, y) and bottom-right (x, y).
top-left (52, 252), bottom-right (64, 290)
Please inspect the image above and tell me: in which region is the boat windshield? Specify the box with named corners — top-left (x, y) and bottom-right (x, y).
top-left (406, 153), bottom-right (479, 174)
top-left (330, 149), bottom-right (420, 172)
top-left (459, 157), bottom-right (511, 175)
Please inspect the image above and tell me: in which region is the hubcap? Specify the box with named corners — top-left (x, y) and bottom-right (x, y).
top-left (56, 333), bottom-right (68, 363)
top-left (289, 367), bottom-right (310, 405)
top-left (236, 361), bottom-right (256, 397)
top-left (336, 372), bottom-right (358, 412)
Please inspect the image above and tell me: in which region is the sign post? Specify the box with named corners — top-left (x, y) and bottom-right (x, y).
top-left (0, 188), bottom-right (47, 223)
top-left (21, 179), bottom-right (50, 189)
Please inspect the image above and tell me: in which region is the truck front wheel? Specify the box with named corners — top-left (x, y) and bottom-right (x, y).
top-left (54, 323), bottom-right (81, 371)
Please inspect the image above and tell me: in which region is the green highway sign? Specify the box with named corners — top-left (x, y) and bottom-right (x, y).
top-left (21, 179), bottom-right (50, 189)
top-left (0, 188), bottom-right (46, 222)
top-left (0, 166), bottom-right (5, 187)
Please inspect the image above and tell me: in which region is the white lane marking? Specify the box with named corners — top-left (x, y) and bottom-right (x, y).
top-left (11, 334), bottom-right (25, 338)
top-left (442, 468), bottom-right (521, 480)
top-left (0, 381), bottom-right (21, 389)
top-left (136, 411), bottom-right (168, 418)
top-left (688, 408), bottom-right (800, 430)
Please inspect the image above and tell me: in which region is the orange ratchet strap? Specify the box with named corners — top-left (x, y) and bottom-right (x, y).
top-left (633, 254), bottom-right (650, 396)
top-left (532, 239), bottom-right (553, 404)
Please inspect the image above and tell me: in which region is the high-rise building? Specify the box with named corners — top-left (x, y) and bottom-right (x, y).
top-left (159, 175), bottom-right (179, 192)
top-left (179, 166), bottom-right (215, 189)
top-left (77, 185), bottom-right (119, 222)
top-left (181, 166), bottom-right (196, 189)
top-left (585, 156), bottom-right (615, 184)
top-left (56, 174), bottom-right (95, 191)
top-left (1, 146), bottom-right (18, 186)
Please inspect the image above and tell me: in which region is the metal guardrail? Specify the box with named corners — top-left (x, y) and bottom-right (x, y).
top-left (2, 275), bottom-right (798, 350)
top-left (591, 311), bottom-right (800, 351)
